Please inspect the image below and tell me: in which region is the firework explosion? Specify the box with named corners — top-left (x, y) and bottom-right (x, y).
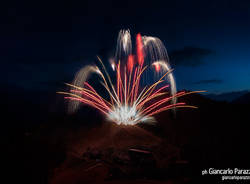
top-left (58, 30), bottom-right (203, 125)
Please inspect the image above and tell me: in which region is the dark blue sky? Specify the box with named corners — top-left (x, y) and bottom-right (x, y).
top-left (2, 0), bottom-right (250, 94)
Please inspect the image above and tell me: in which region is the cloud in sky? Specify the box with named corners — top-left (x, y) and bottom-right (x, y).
top-left (169, 46), bottom-right (213, 67)
top-left (193, 79), bottom-right (223, 85)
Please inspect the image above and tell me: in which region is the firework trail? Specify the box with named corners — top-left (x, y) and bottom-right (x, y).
top-left (142, 36), bottom-right (177, 106)
top-left (58, 30), bottom-right (204, 125)
top-left (67, 65), bottom-right (99, 113)
top-left (115, 29), bottom-right (132, 60)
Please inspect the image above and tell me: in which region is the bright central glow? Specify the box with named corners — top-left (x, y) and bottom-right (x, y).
top-left (107, 105), bottom-right (151, 125)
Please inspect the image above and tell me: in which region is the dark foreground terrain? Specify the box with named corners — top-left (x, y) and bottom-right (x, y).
top-left (3, 89), bottom-right (250, 183)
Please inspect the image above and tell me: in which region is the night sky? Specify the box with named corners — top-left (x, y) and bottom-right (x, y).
top-left (2, 0), bottom-right (250, 96)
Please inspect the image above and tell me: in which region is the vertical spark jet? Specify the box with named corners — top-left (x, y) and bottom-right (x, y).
top-left (115, 29), bottom-right (132, 61)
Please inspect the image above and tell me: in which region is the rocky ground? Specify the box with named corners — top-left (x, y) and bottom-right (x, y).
top-left (49, 123), bottom-right (191, 184)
